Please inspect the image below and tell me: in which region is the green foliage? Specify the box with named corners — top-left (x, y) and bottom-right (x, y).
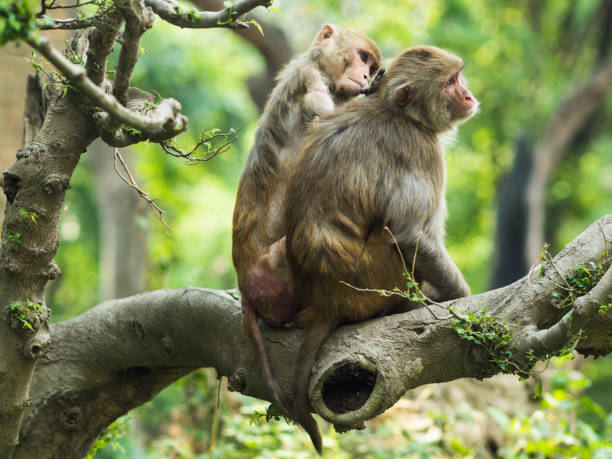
top-left (249, 403), bottom-right (293, 425)
top-left (0, 0), bottom-right (36, 45)
top-left (492, 367), bottom-right (612, 458)
top-left (552, 261), bottom-right (608, 310)
top-left (218, 1), bottom-right (237, 26)
top-left (539, 243), bottom-right (611, 315)
top-left (5, 300), bottom-right (44, 332)
top-left (5, 228), bottom-right (22, 244)
top-left (394, 272), bottom-right (427, 303)
top-left (88, 417), bottom-right (129, 458)
top-left (27, 50), bottom-right (74, 96)
top-left (364, 270), bottom-right (427, 304)
top-left (451, 307), bottom-right (516, 374)
top-left (127, 21), bottom-right (259, 292)
top-left (18, 208), bottom-right (38, 224)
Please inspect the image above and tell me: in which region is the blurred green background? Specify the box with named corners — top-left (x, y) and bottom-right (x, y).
top-left (43, 0), bottom-right (611, 457)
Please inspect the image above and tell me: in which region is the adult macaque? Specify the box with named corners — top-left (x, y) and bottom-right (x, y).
top-left (284, 46), bottom-right (478, 452)
top-left (231, 24), bottom-right (381, 432)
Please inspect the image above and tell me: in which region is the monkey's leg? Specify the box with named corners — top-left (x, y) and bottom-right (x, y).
top-left (403, 237), bottom-right (469, 300)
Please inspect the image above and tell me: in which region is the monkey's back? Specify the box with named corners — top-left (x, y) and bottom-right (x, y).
top-left (285, 99), bottom-right (445, 323)
top-left (232, 54), bottom-right (317, 277)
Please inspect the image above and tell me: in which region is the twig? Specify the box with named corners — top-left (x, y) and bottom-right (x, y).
top-left (412, 217), bottom-right (426, 278)
top-left (146, 0), bottom-right (271, 29)
top-left (38, 18), bottom-right (97, 30)
top-left (160, 124), bottom-right (243, 163)
top-left (597, 221), bottom-right (610, 259)
top-left (113, 149), bottom-right (172, 234)
top-left (384, 226), bottom-right (409, 276)
top-left (338, 281), bottom-right (408, 300)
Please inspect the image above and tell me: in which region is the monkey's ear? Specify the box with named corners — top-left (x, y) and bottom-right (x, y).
top-left (395, 84), bottom-right (412, 106)
top-left (316, 24), bottom-right (337, 44)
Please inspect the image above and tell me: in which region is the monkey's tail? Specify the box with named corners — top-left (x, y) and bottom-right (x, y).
top-left (293, 318), bottom-right (338, 455)
top-left (242, 298), bottom-right (293, 417)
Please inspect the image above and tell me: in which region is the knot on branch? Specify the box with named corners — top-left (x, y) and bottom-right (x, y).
top-left (60, 406), bottom-right (82, 430)
top-left (161, 336), bottom-right (175, 356)
top-left (42, 174), bottom-right (70, 194)
top-left (43, 261), bottom-right (62, 280)
top-left (23, 332), bottom-right (51, 360)
top-left (16, 142), bottom-right (47, 162)
top-left (49, 139), bottom-right (64, 154)
top-left (96, 94), bottom-right (187, 147)
top-left (228, 369), bottom-right (247, 392)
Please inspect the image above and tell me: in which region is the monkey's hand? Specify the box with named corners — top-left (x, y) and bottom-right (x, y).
top-left (303, 87), bottom-right (334, 121)
top-left (405, 237), bottom-right (470, 302)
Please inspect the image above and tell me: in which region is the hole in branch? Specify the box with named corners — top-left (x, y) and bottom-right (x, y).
top-left (322, 361), bottom-right (376, 414)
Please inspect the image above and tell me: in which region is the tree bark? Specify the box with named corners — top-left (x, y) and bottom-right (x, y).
top-left (14, 215), bottom-right (611, 457)
top-left (0, 81), bottom-right (97, 459)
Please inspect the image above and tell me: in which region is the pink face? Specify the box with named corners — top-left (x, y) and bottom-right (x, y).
top-left (442, 69), bottom-right (478, 120)
top-left (338, 48), bottom-right (380, 96)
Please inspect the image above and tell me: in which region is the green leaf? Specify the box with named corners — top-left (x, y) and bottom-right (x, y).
top-left (532, 378), bottom-right (543, 399)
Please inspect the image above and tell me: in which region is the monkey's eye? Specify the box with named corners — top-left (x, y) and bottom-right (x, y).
top-left (359, 51), bottom-right (369, 63)
top-left (370, 65), bottom-right (379, 76)
top-left (445, 76), bottom-right (455, 87)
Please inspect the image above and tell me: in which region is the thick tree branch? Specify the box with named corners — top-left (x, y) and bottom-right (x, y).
top-left (113, 0), bottom-right (154, 106)
top-left (26, 35), bottom-right (187, 139)
top-left (15, 216), bottom-right (612, 456)
top-left (146, 0), bottom-right (272, 29)
top-left (516, 264), bottom-right (611, 357)
top-left (85, 10), bottom-right (123, 85)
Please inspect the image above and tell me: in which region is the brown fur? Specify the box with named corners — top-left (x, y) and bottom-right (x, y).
top-left (231, 25), bottom-right (381, 453)
top-left (284, 46), bottom-right (478, 452)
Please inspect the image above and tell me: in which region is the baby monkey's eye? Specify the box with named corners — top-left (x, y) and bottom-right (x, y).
top-left (445, 76), bottom-right (456, 87)
top-left (359, 51), bottom-right (369, 63)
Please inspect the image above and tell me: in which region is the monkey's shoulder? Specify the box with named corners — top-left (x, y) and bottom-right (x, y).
top-left (271, 55), bottom-right (325, 104)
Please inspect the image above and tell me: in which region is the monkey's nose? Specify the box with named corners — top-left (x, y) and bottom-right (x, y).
top-left (363, 74), bottom-right (368, 80)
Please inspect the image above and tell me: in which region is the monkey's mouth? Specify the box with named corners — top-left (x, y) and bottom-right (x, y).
top-left (349, 77), bottom-right (367, 89)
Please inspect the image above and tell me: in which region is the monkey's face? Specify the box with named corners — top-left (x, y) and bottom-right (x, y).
top-left (442, 70), bottom-right (479, 122)
top-left (336, 48), bottom-right (380, 97)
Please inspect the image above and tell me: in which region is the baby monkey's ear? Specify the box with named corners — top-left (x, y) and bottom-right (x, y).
top-left (361, 67), bottom-right (386, 96)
